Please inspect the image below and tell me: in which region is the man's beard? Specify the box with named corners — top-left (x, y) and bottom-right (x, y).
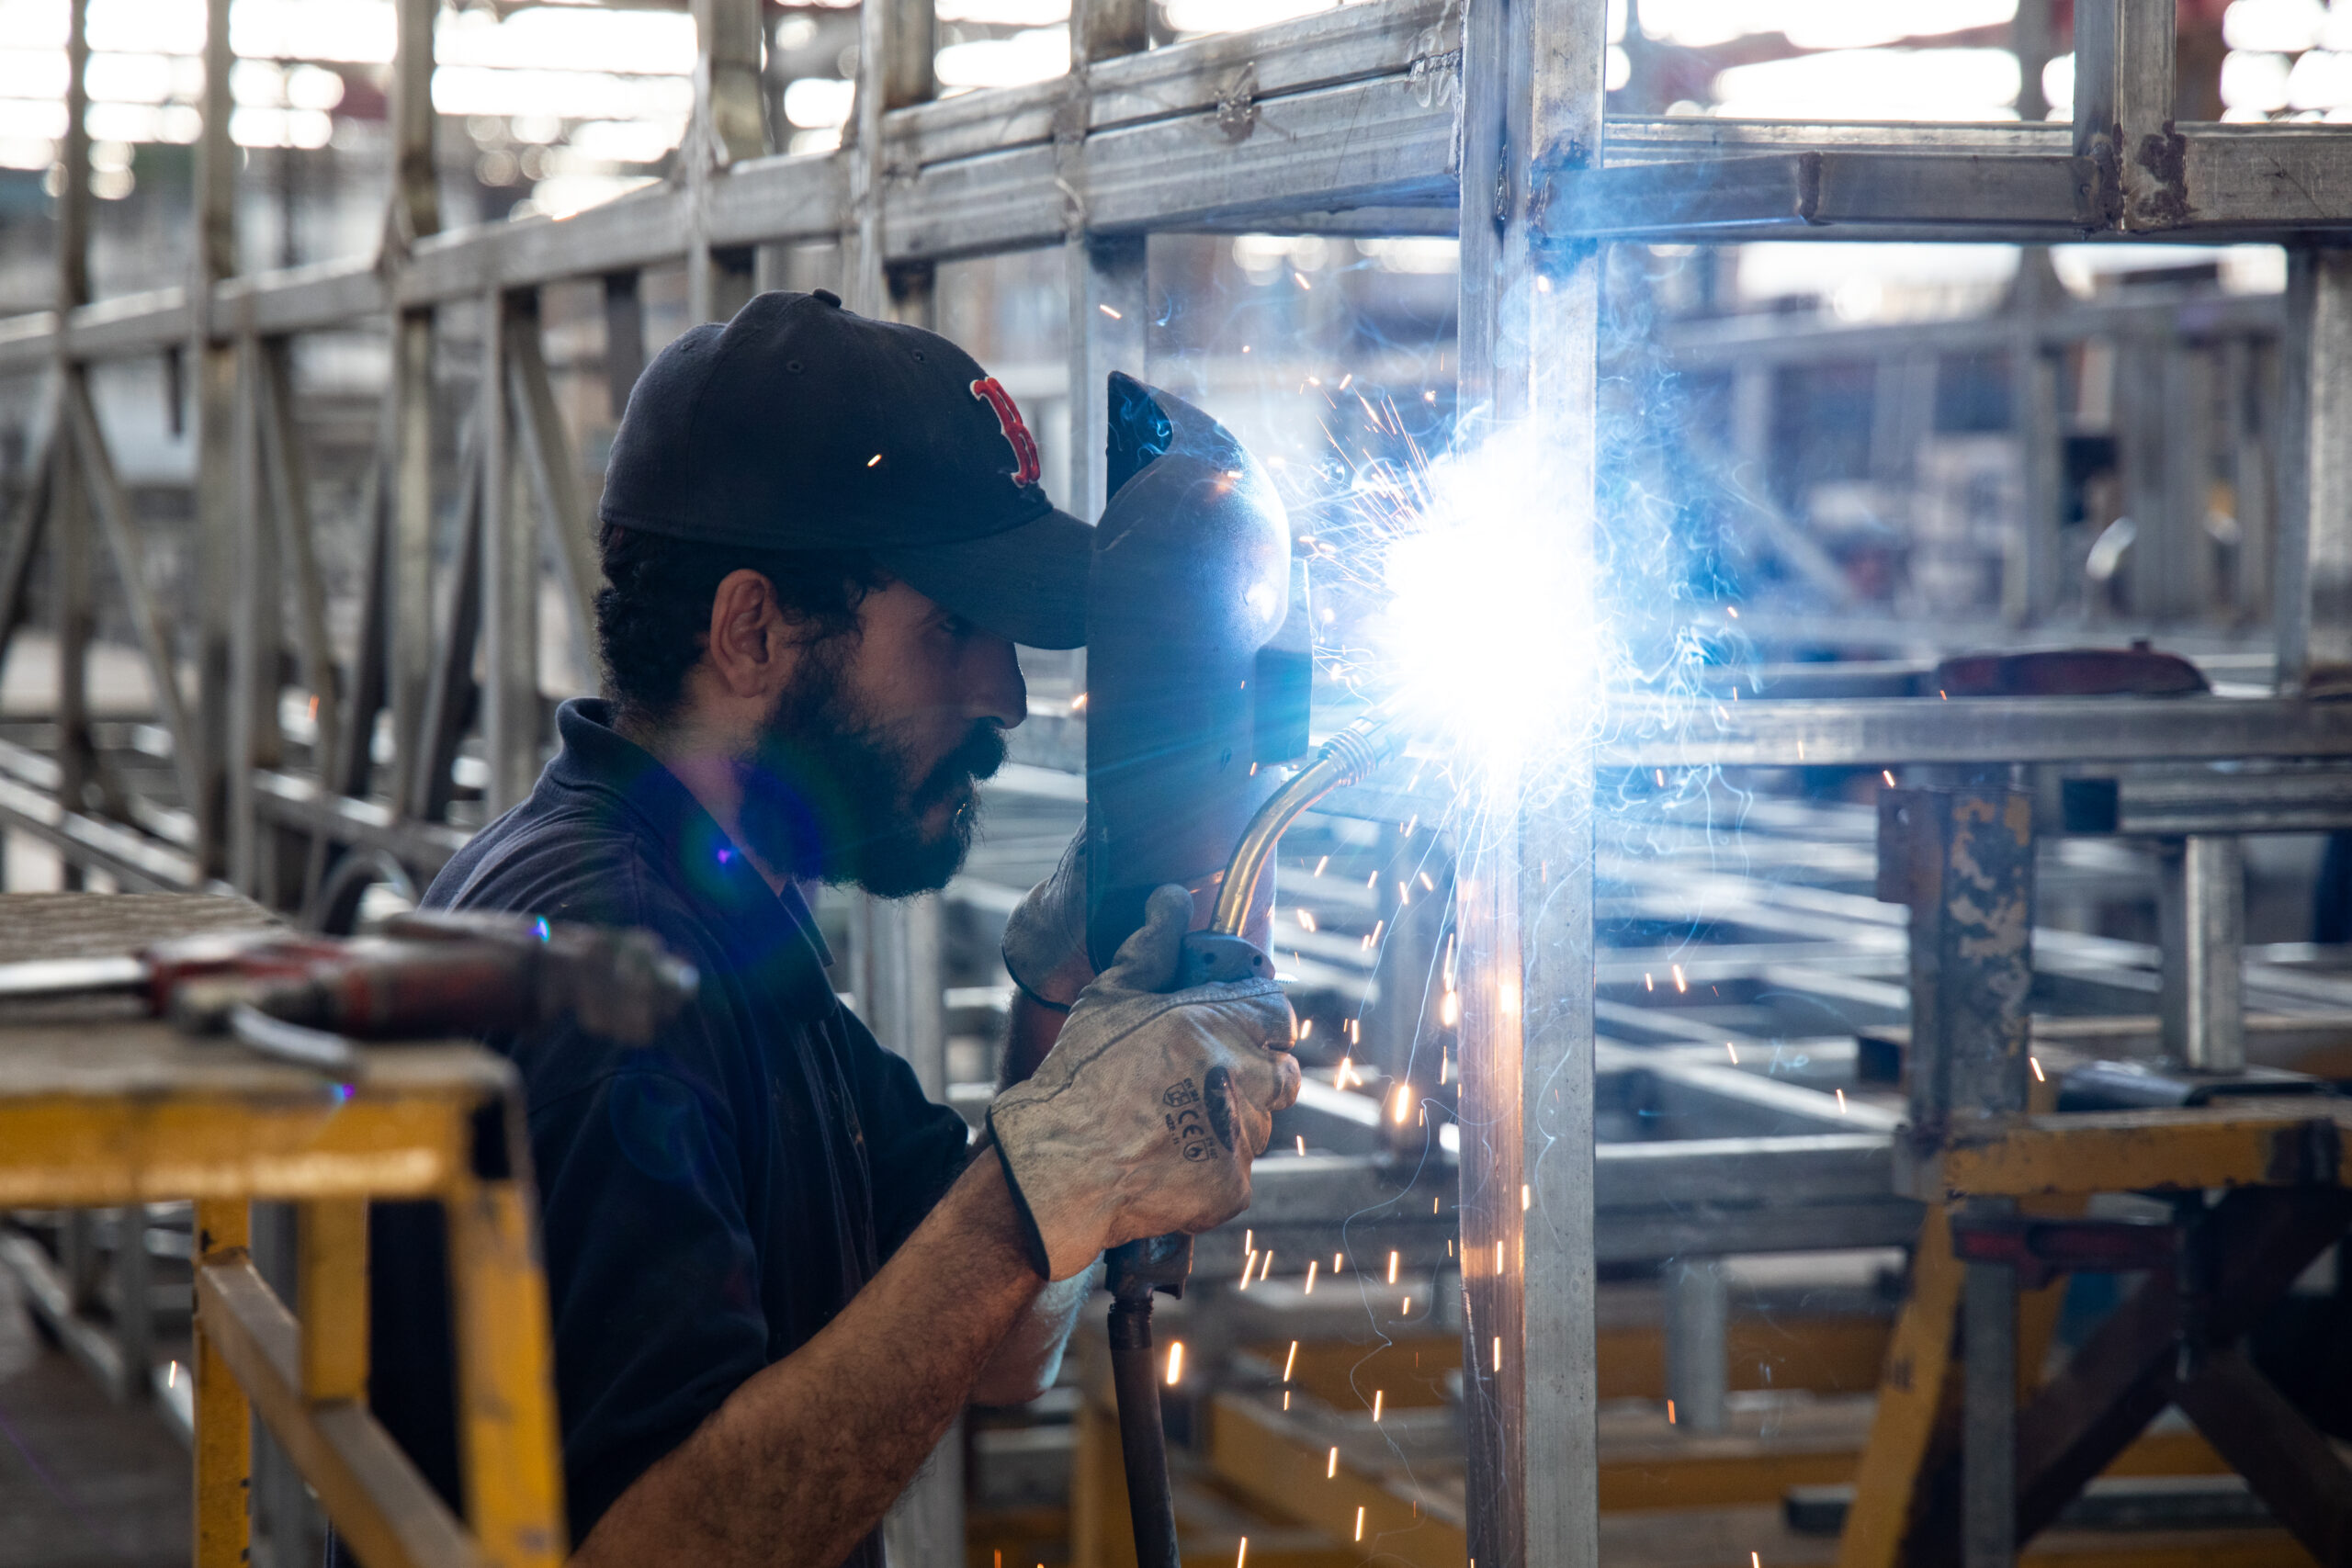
top-left (731, 638), bottom-right (1007, 897)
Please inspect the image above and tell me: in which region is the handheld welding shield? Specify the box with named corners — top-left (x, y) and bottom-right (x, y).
top-left (1082, 373), bottom-right (1306, 975)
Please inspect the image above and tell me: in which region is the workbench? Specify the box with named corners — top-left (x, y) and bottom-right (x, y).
top-left (0, 892), bottom-right (565, 1568)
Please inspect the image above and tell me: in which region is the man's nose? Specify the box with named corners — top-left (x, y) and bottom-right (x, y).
top-left (967, 633), bottom-right (1027, 729)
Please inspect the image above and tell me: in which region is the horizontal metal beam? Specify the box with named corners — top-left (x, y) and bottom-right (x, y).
top-left (1657, 288), bottom-right (2285, 372)
top-left (1564, 124), bottom-right (2352, 244)
top-left (1555, 151), bottom-right (2094, 243)
top-left (1600, 696), bottom-right (2352, 769)
top-left (2063, 769), bottom-right (2352, 836)
top-left (0, 0), bottom-right (1459, 373)
top-left (1216, 1131), bottom-right (1918, 1269)
top-left (249, 769), bottom-right (469, 876)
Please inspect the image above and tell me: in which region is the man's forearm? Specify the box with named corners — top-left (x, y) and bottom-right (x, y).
top-left (971, 1255), bottom-right (1098, 1405)
top-left (577, 1156), bottom-right (1044, 1568)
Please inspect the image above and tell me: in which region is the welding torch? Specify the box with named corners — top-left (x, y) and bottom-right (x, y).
top-left (0, 910), bottom-right (699, 1075)
top-left (1106, 716), bottom-right (1405, 1568)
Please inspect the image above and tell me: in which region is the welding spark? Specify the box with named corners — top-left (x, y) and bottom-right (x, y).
top-left (1166, 1342), bottom-right (1185, 1384)
top-left (1237, 1538), bottom-right (1248, 1568)
top-left (1296, 908), bottom-right (1317, 932)
top-left (1671, 964), bottom-right (1687, 993)
top-left (1391, 1083), bottom-right (1413, 1124)
top-left (1387, 1250), bottom-right (1400, 1283)
top-left (1328, 1448), bottom-right (1340, 1479)
top-left (1835, 1088), bottom-right (1849, 1113)
top-left (1355, 1506), bottom-right (1366, 1541)
top-left (2030, 1056), bottom-right (2045, 1082)
top-left (1098, 303), bottom-right (1124, 319)
top-left (1314, 854), bottom-right (1329, 875)
top-left (1305, 1259), bottom-right (1318, 1293)
top-left (1373, 1390), bottom-right (1385, 1422)
top-left (1297, 1134), bottom-right (1307, 1156)
top-left (1883, 769), bottom-right (1897, 787)
top-left (865, 454), bottom-right (882, 467)
top-left (1725, 1042), bottom-right (1739, 1065)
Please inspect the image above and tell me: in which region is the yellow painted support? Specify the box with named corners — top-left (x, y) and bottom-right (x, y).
top-left (193, 1197), bottom-right (251, 1568)
top-left (1838, 1205), bottom-right (1962, 1568)
top-left (1910, 1101), bottom-right (2352, 1200)
top-left (0, 1084), bottom-right (480, 1206)
top-left (448, 1179), bottom-right (568, 1568)
top-left (300, 1199), bottom-right (370, 1404)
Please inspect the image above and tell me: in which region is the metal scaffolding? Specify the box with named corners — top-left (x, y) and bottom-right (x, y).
top-left (10, 0), bottom-right (2352, 1564)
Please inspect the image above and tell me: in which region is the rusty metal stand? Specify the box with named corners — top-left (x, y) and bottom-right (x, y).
top-left (1843, 787), bottom-right (2352, 1568)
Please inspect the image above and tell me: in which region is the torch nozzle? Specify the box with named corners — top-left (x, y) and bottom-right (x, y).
top-left (1208, 717), bottom-right (1408, 938)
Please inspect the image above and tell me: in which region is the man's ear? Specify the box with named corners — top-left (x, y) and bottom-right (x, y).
top-left (705, 568), bottom-right (795, 700)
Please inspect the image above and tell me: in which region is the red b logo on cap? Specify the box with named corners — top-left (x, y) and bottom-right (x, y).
top-left (970, 377), bottom-right (1042, 489)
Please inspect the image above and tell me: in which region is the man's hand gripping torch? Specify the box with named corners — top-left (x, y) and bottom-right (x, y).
top-left (1108, 717), bottom-right (1404, 1568)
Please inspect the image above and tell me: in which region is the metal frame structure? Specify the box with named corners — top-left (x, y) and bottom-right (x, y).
top-left (11, 0), bottom-right (2352, 1565)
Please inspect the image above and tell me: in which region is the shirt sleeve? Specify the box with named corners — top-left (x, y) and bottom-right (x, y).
top-left (838, 1009), bottom-right (974, 1259)
top-left (526, 1049), bottom-right (768, 1547)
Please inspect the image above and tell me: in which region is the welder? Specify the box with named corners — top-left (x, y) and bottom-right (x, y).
top-left (360, 289), bottom-right (1301, 1568)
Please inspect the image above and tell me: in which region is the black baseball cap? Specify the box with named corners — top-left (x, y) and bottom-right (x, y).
top-left (599, 288), bottom-right (1090, 649)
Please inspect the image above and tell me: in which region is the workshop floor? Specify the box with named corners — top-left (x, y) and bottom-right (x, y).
top-left (0, 1260), bottom-right (188, 1568)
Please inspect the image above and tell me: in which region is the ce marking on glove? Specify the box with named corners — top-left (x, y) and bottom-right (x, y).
top-left (1163, 1068), bottom-right (1236, 1161)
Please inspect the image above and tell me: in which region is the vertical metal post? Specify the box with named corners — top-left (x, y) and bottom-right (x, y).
top-left (1879, 789), bottom-right (2033, 1568)
top-left (2073, 0), bottom-right (2182, 231)
top-left (689, 0), bottom-right (765, 323)
top-left (1662, 1258), bottom-right (1728, 1436)
top-left (111, 1203), bottom-right (152, 1401)
top-left (1962, 1206), bottom-right (2019, 1568)
top-left (191, 1199), bottom-right (250, 1568)
top-left (387, 0), bottom-right (440, 818)
top-left (1454, 0), bottom-right (1604, 1562)
top-left (483, 291), bottom-right (541, 814)
top-left (191, 0), bottom-right (237, 877)
top-left (2274, 249), bottom-right (2352, 692)
top-left (53, 0), bottom-right (93, 881)
top-left (603, 273), bottom-right (647, 421)
top-left (1878, 789), bottom-right (2037, 1137)
top-left (844, 0), bottom-right (935, 321)
top-left (229, 338), bottom-right (283, 897)
top-left (1064, 0), bottom-right (1149, 524)
top-left (2007, 0), bottom-right (2061, 630)
top-left (2158, 835), bottom-right (2246, 1072)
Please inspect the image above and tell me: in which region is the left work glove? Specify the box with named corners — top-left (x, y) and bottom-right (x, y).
top-left (1002, 828), bottom-right (1091, 1010)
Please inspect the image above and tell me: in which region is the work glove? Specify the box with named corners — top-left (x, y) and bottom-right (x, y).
top-left (988, 885), bottom-right (1300, 1281)
top-left (1001, 829), bottom-right (1091, 1009)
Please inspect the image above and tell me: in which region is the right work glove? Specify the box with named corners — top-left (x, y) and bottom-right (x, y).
top-left (987, 885), bottom-right (1301, 1281)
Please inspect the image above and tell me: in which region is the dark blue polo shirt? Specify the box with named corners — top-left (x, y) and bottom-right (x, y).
top-left (368, 698), bottom-right (971, 1560)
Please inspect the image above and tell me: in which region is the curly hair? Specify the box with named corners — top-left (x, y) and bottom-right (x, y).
top-left (593, 523), bottom-right (888, 728)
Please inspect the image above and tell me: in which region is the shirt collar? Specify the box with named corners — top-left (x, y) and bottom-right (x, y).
top-left (544, 697), bottom-right (838, 992)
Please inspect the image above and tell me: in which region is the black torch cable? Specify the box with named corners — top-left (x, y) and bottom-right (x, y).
top-left (1105, 1261), bottom-right (1181, 1568)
